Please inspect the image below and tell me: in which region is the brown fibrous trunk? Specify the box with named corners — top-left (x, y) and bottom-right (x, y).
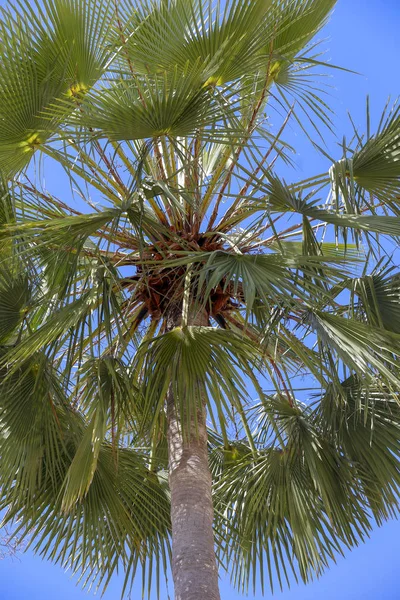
top-left (166, 310), bottom-right (221, 600)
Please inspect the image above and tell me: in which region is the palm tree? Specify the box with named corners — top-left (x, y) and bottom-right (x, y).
top-left (0, 0), bottom-right (400, 599)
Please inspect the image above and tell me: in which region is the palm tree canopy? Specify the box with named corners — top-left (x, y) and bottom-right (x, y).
top-left (0, 0), bottom-right (400, 596)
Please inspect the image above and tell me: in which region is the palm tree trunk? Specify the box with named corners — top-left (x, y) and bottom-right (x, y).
top-left (166, 312), bottom-right (221, 600)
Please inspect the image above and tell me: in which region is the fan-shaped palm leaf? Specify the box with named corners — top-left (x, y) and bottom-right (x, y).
top-left (0, 0), bottom-right (114, 177)
top-left (331, 99), bottom-right (400, 212)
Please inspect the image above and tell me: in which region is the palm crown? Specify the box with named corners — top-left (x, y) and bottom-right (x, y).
top-left (0, 1), bottom-right (400, 599)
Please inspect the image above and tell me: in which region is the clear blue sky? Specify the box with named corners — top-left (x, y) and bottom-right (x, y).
top-left (1, 1), bottom-right (400, 599)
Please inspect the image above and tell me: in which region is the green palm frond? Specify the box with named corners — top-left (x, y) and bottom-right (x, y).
top-left (349, 268), bottom-right (400, 333)
top-left (0, 182), bottom-right (14, 226)
top-left (258, 172), bottom-right (400, 239)
top-left (314, 375), bottom-right (400, 520)
top-left (215, 442), bottom-right (362, 594)
top-left (0, 0), bottom-right (114, 177)
top-left (0, 352), bottom-right (170, 595)
top-left (1, 446), bottom-right (171, 595)
top-left (73, 69), bottom-right (245, 142)
top-left (310, 310), bottom-right (400, 387)
top-left (61, 356), bottom-right (139, 510)
top-left (120, 0), bottom-right (271, 84)
top-left (216, 379), bottom-right (400, 594)
top-left (137, 325), bottom-right (260, 437)
top-left (2, 291), bottom-right (96, 369)
top-left (198, 250), bottom-right (356, 315)
top-left (120, 0), bottom-right (336, 84)
top-left (0, 352), bottom-right (70, 501)
top-left (272, 51), bottom-right (335, 136)
top-left (0, 268), bottom-right (31, 342)
top-left (331, 99), bottom-right (400, 212)
top-left (1, 208), bottom-right (122, 240)
top-left (306, 211), bottom-right (400, 237)
top-left (268, 0), bottom-right (336, 60)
